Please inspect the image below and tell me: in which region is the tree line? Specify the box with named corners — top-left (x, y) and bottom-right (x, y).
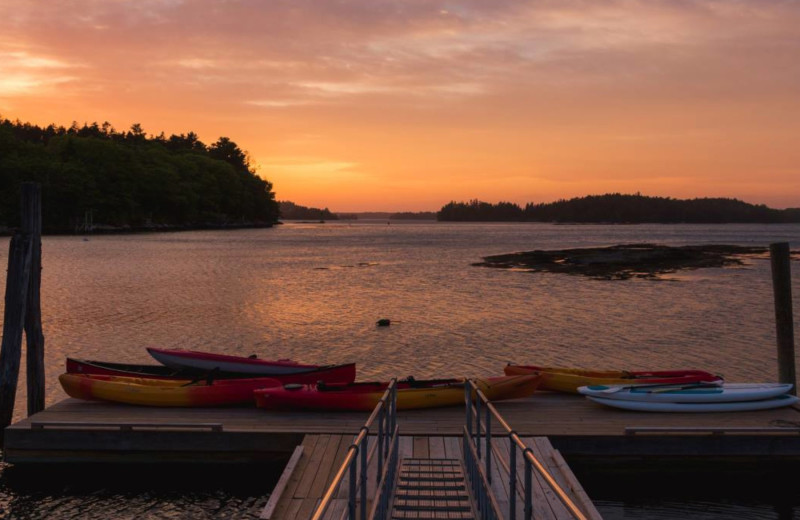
top-left (278, 201), bottom-right (338, 220)
top-left (0, 117), bottom-right (279, 233)
top-left (437, 194), bottom-right (800, 223)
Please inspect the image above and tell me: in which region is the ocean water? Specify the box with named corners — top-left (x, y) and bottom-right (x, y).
top-left (1, 221), bottom-right (799, 518)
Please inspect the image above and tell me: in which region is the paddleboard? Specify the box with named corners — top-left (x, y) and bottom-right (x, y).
top-left (587, 394), bottom-right (799, 412)
top-left (579, 383), bottom-right (793, 403)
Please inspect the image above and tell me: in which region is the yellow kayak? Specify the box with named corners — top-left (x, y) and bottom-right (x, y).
top-left (59, 373), bottom-right (281, 407)
top-left (504, 365), bottom-right (721, 394)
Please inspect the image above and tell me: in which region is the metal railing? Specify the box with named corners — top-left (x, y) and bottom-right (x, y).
top-left (464, 380), bottom-right (588, 520)
top-left (311, 379), bottom-right (399, 520)
top-left (463, 422), bottom-right (504, 520)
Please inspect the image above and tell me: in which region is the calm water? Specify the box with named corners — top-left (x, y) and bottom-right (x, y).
top-left (1, 221), bottom-right (799, 518)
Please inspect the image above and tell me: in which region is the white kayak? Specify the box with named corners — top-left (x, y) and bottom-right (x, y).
top-left (587, 394), bottom-right (799, 413)
top-left (578, 383), bottom-right (794, 403)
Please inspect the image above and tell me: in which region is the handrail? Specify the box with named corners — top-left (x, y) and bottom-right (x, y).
top-left (367, 422), bottom-right (400, 520)
top-left (312, 379), bottom-right (398, 520)
top-left (463, 424), bottom-right (504, 519)
top-left (465, 380), bottom-right (588, 520)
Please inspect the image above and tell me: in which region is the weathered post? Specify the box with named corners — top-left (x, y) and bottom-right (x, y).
top-left (770, 242), bottom-right (796, 395)
top-left (23, 183), bottom-right (45, 415)
top-left (0, 232), bottom-right (33, 443)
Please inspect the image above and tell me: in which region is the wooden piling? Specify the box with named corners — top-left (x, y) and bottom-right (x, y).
top-left (770, 242), bottom-right (796, 395)
top-left (23, 183), bottom-right (45, 415)
top-left (0, 232), bottom-right (33, 443)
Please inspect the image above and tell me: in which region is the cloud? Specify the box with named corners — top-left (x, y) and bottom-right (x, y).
top-left (0, 49), bottom-right (83, 97)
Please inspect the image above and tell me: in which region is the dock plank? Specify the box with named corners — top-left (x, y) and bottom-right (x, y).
top-left (309, 434), bottom-right (346, 498)
top-left (399, 436), bottom-right (414, 460)
top-left (413, 437), bottom-right (430, 459)
top-left (428, 437), bottom-right (446, 459)
top-left (296, 434), bottom-right (332, 499)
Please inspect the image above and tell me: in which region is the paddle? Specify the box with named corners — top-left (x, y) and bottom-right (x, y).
top-left (597, 380), bottom-right (722, 394)
top-left (180, 367), bottom-right (221, 387)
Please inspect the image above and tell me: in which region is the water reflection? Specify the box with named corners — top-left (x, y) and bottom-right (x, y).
top-left (0, 461), bottom-right (283, 519)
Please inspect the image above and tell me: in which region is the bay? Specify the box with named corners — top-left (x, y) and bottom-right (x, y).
top-left (1, 221), bottom-right (799, 518)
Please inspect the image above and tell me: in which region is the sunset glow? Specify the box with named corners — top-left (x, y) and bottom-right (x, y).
top-left (1, 1), bottom-right (798, 211)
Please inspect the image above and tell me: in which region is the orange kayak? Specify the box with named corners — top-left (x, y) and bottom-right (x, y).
top-left (254, 374), bottom-right (542, 412)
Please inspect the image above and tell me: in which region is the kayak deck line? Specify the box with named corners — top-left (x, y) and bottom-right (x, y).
top-left (29, 420), bottom-right (224, 432)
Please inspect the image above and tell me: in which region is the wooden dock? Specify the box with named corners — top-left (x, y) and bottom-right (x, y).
top-left (5, 393), bottom-right (800, 464)
top-left (5, 393), bottom-right (800, 519)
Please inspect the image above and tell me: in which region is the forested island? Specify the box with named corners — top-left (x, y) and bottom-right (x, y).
top-left (278, 201), bottom-right (338, 221)
top-left (438, 195), bottom-right (800, 223)
top-left (0, 117), bottom-right (279, 233)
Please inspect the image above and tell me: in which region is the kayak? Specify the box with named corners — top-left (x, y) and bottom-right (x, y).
top-left (66, 357), bottom-right (356, 384)
top-left (59, 373), bottom-right (281, 407)
top-left (504, 364), bottom-right (722, 394)
top-left (254, 375), bottom-right (542, 412)
top-left (578, 382), bottom-right (792, 403)
top-left (147, 347), bottom-right (334, 375)
top-left (587, 394), bottom-right (800, 412)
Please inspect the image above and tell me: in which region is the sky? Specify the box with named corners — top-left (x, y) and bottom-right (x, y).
top-left (1, 1), bottom-right (799, 211)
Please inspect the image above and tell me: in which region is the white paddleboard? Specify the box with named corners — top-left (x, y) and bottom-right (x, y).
top-left (587, 394), bottom-right (799, 412)
top-left (579, 383), bottom-right (793, 403)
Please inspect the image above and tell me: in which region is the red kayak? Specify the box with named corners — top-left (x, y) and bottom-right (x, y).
top-left (66, 357), bottom-right (356, 384)
top-left (147, 347), bottom-right (338, 376)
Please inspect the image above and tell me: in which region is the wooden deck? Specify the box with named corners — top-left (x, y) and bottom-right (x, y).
top-left (5, 393), bottom-right (800, 463)
top-left (263, 435), bottom-right (599, 520)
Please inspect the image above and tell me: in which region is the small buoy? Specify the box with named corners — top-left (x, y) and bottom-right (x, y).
top-left (376, 318), bottom-right (391, 327)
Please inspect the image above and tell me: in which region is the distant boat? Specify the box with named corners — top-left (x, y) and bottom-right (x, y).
top-left (147, 347), bottom-right (335, 375)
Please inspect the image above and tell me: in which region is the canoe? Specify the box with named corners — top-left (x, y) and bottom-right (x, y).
top-left (59, 373), bottom-right (281, 407)
top-left (66, 357), bottom-right (356, 384)
top-left (147, 347), bottom-right (333, 375)
top-left (578, 382), bottom-right (792, 403)
top-left (254, 375), bottom-right (542, 412)
top-left (504, 364), bottom-right (722, 394)
top-left (587, 394), bottom-right (799, 412)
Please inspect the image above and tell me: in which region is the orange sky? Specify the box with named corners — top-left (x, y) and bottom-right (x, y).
top-left (1, 1), bottom-right (799, 211)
